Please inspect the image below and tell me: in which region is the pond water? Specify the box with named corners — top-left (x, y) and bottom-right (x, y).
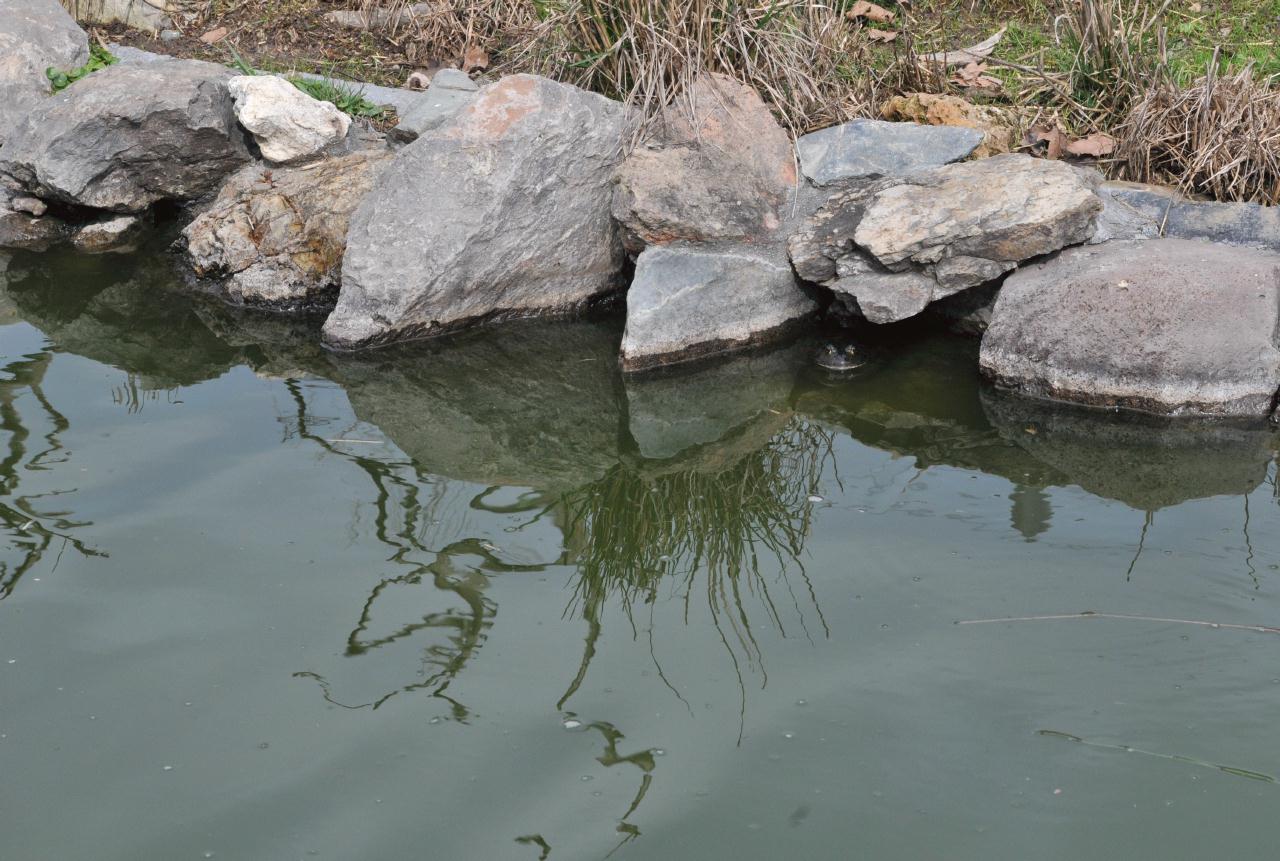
top-left (3, 247), bottom-right (1280, 860)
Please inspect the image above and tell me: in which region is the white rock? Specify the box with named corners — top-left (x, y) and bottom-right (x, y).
top-left (228, 75), bottom-right (351, 165)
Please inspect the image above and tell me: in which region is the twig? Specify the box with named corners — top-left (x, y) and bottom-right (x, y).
top-left (956, 611), bottom-right (1280, 635)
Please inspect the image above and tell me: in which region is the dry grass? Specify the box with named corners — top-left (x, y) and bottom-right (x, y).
top-left (1117, 65), bottom-right (1280, 204)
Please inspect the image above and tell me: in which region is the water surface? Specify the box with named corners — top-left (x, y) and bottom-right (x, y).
top-left (3, 248), bottom-right (1280, 860)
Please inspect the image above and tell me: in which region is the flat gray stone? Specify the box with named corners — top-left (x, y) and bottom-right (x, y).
top-left (620, 242), bottom-right (815, 372)
top-left (1092, 180), bottom-right (1280, 249)
top-left (0, 0), bottom-right (89, 146)
top-left (980, 238), bottom-right (1280, 417)
top-left (796, 119), bottom-right (982, 186)
top-left (391, 68), bottom-right (478, 142)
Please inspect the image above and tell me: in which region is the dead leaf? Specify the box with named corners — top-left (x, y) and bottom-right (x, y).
top-left (1065, 132), bottom-right (1116, 157)
top-left (867, 28), bottom-right (899, 43)
top-left (951, 61), bottom-right (1000, 89)
top-left (1026, 124), bottom-right (1067, 159)
top-left (1189, 1), bottom-right (1202, 10)
top-left (199, 26), bottom-right (228, 45)
top-left (846, 1), bottom-right (895, 23)
top-left (462, 45), bottom-right (489, 73)
top-left (921, 25), bottom-right (1007, 66)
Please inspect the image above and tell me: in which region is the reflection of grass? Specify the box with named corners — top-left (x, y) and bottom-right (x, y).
top-left (556, 419), bottom-right (834, 732)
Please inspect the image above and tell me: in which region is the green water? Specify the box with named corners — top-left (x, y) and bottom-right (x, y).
top-left (3, 248), bottom-right (1280, 860)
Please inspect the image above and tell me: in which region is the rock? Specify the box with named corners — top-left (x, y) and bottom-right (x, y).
top-left (228, 75), bottom-right (352, 165)
top-left (612, 73), bottom-right (796, 250)
top-left (390, 68), bottom-right (478, 142)
top-left (0, 0), bottom-right (89, 146)
top-left (928, 282), bottom-right (999, 336)
top-left (105, 44), bottom-right (170, 64)
top-left (62, 0), bottom-right (193, 31)
top-left (0, 60), bottom-right (252, 213)
top-left (325, 75), bottom-right (626, 350)
top-left (324, 3), bottom-right (434, 30)
top-left (160, 29), bottom-right (182, 43)
top-left (796, 118), bottom-right (983, 186)
top-left (980, 238), bottom-right (1280, 417)
top-left (0, 194), bottom-right (69, 251)
top-left (620, 242), bottom-right (815, 372)
top-left (1091, 180), bottom-right (1280, 249)
top-left (789, 154), bottom-right (1103, 323)
top-left (182, 150), bottom-right (393, 311)
top-left (72, 213), bottom-right (143, 253)
top-left (880, 93), bottom-right (1020, 158)
top-left (11, 197), bottom-right (47, 217)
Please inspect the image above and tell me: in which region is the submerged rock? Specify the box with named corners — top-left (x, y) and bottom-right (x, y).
top-left (182, 149), bottom-right (393, 312)
top-left (620, 242), bottom-right (815, 372)
top-left (0, 60), bottom-right (251, 213)
top-left (980, 238), bottom-right (1280, 417)
top-left (325, 75), bottom-right (626, 350)
top-left (795, 118), bottom-right (983, 186)
top-left (612, 73), bottom-right (796, 250)
top-left (72, 213), bottom-right (143, 253)
top-left (228, 75), bottom-right (352, 165)
top-left (789, 154), bottom-right (1102, 323)
top-left (0, 0), bottom-right (88, 146)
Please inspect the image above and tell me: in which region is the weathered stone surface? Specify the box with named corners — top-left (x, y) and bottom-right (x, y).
top-left (72, 213), bottom-right (143, 253)
top-left (880, 94), bottom-right (1020, 158)
top-left (229, 75), bottom-right (351, 164)
top-left (980, 239), bottom-right (1280, 417)
top-left (391, 68), bottom-right (478, 142)
top-left (796, 118), bottom-right (983, 186)
top-left (61, 0), bottom-right (194, 31)
top-left (325, 75), bottom-right (626, 350)
top-left (0, 193), bottom-right (69, 251)
top-left (790, 154), bottom-right (1103, 323)
top-left (0, 0), bottom-right (88, 146)
top-left (1091, 180), bottom-right (1280, 249)
top-left (612, 73), bottom-right (796, 250)
top-left (182, 150), bottom-right (393, 311)
top-left (853, 155), bottom-right (1102, 273)
top-left (10, 197), bottom-right (47, 217)
top-left (0, 60), bottom-right (252, 213)
top-left (620, 242), bottom-right (815, 371)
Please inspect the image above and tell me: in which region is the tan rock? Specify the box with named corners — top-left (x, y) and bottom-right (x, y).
top-left (612, 73), bottom-right (796, 250)
top-left (182, 149), bottom-right (392, 310)
top-left (880, 93), bottom-right (1020, 158)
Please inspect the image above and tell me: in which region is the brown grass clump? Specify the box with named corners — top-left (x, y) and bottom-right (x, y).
top-left (1116, 65), bottom-right (1280, 205)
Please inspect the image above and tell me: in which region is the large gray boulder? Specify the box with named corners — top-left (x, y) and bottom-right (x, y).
top-left (620, 242), bottom-right (816, 372)
top-left (789, 154), bottom-right (1103, 323)
top-left (324, 74), bottom-right (626, 350)
top-left (612, 73), bottom-right (797, 251)
top-left (0, 0), bottom-right (88, 146)
top-left (182, 149), bottom-right (393, 311)
top-left (1092, 180), bottom-right (1280, 249)
top-left (0, 60), bottom-right (251, 213)
top-left (796, 119), bottom-right (982, 186)
top-left (980, 238), bottom-right (1280, 418)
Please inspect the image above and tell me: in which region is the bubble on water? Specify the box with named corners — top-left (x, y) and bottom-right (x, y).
top-left (783, 732), bottom-right (795, 739)
top-left (652, 748), bottom-right (666, 756)
top-left (203, 853), bottom-right (215, 859)
top-left (258, 742), bottom-right (270, 750)
top-left (162, 765), bottom-right (174, 772)
top-left (429, 717), bottom-right (441, 725)
top-left (591, 790), bottom-right (603, 797)
top-left (807, 495), bottom-right (824, 503)
top-left (795, 699), bottom-right (807, 707)
top-left (747, 822), bottom-right (762, 831)
top-left (1210, 623), bottom-right (1220, 629)
top-left (880, 623), bottom-right (889, 629)
top-left (6, 659), bottom-right (14, 665)
top-left (912, 576), bottom-right (921, 582)
top-left (562, 719), bottom-right (582, 730)
top-left (580, 775), bottom-right (594, 782)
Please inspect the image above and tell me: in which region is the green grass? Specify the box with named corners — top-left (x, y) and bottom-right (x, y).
top-left (287, 75), bottom-right (388, 119)
top-left (46, 44), bottom-right (118, 92)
